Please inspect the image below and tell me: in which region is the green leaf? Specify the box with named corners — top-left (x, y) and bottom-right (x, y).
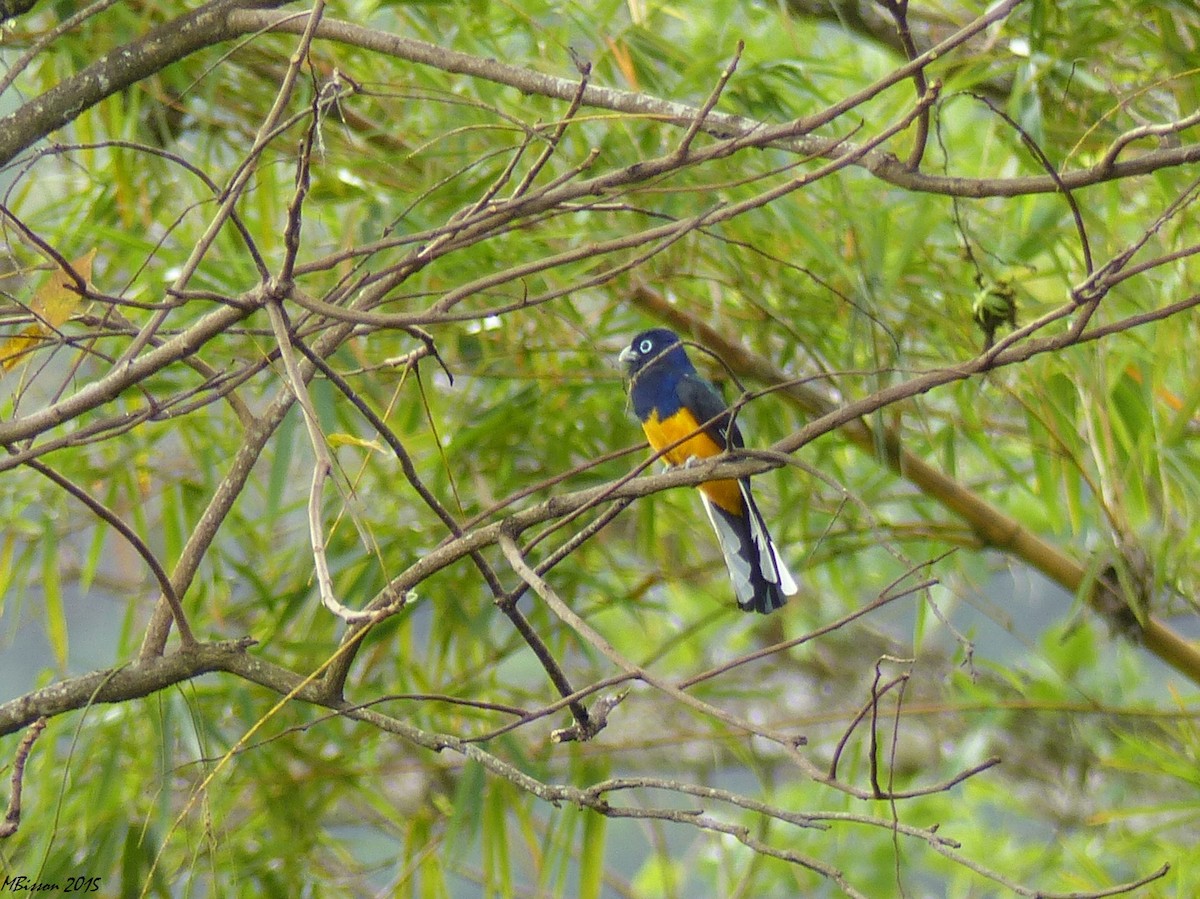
top-left (78, 511), bottom-right (105, 596)
top-left (446, 758), bottom-right (486, 857)
top-left (577, 803), bottom-right (607, 899)
top-left (266, 403), bottom-right (298, 527)
top-left (41, 521), bottom-right (67, 668)
top-left (0, 532), bottom-right (15, 619)
top-left (482, 779), bottom-right (513, 897)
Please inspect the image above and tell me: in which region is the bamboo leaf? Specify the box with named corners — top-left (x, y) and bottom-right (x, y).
top-left (41, 522), bottom-right (68, 668)
top-left (577, 801), bottom-right (607, 899)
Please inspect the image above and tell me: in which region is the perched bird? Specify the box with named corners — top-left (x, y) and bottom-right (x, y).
top-left (619, 328), bottom-right (797, 614)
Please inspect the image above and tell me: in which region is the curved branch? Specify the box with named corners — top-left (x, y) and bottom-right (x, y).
top-left (22, 457), bottom-right (196, 646)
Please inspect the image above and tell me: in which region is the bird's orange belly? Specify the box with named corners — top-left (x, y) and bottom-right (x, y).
top-left (641, 409), bottom-right (743, 514)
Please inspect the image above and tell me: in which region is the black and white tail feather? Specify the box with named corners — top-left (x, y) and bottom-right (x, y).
top-left (700, 483), bottom-right (797, 614)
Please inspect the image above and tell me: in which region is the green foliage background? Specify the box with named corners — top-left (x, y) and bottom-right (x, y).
top-left (1, 0), bottom-right (1198, 896)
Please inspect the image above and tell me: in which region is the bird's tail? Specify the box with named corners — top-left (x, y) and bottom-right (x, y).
top-left (700, 483), bottom-right (797, 614)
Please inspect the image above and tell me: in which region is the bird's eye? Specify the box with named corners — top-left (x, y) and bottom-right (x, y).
top-left (638, 339), bottom-right (653, 354)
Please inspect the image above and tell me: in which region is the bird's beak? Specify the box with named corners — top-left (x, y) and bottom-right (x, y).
top-left (618, 345), bottom-right (636, 369)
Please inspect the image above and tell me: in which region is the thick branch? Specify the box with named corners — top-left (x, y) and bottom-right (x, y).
top-left (0, 634), bottom-right (1164, 897)
top-left (0, 639), bottom-right (254, 735)
top-left (0, 0), bottom-right (285, 167)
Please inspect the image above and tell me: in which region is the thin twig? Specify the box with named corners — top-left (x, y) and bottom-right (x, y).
top-left (280, 90), bottom-right (316, 284)
top-left (21, 457), bottom-right (197, 646)
top-left (1100, 107), bottom-right (1200, 171)
top-left (868, 658), bottom-right (912, 798)
top-left (498, 531), bottom-right (801, 744)
top-left (291, 342), bottom-right (592, 727)
top-left (264, 299), bottom-right (375, 624)
top-left (0, 717), bottom-right (46, 838)
top-left (674, 41), bottom-right (743, 160)
top-left (878, 0), bottom-right (931, 169)
top-left (971, 92), bottom-right (1093, 276)
top-left (509, 61), bottom-right (590, 198)
top-left (114, 1), bottom-right (328, 368)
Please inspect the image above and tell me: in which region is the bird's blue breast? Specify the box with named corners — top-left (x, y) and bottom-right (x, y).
top-left (629, 369), bottom-right (682, 420)
top-left (628, 346), bottom-right (692, 421)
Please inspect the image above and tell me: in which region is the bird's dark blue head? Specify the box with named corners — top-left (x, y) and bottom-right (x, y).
top-left (619, 328), bottom-right (695, 418)
top-left (619, 328), bottom-right (693, 380)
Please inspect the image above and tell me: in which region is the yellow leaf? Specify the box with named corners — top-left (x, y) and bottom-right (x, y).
top-left (32, 247), bottom-right (96, 328)
top-left (1, 249), bottom-right (96, 374)
top-left (327, 433), bottom-right (385, 453)
top-left (0, 532), bottom-right (15, 619)
top-left (0, 325), bottom-right (44, 372)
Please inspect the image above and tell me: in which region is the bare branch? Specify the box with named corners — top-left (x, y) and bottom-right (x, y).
top-left (227, 1), bottom-right (1200, 198)
top-left (508, 61), bottom-right (591, 198)
top-left (498, 531), bottom-right (805, 749)
top-left (290, 344), bottom-right (595, 728)
top-left (22, 458), bottom-right (196, 646)
top-left (970, 92), bottom-right (1094, 275)
top-left (263, 299), bottom-right (372, 623)
top-left (673, 40), bottom-right (743, 160)
top-left (0, 717), bottom-right (45, 838)
top-left (876, 0), bottom-right (931, 169)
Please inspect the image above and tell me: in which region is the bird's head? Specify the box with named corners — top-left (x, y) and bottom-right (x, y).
top-left (618, 328), bottom-right (689, 383)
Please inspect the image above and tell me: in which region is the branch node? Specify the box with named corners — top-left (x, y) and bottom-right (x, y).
top-left (551, 689), bottom-right (628, 743)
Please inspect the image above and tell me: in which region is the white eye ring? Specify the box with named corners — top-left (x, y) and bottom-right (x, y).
top-left (638, 338), bottom-right (653, 353)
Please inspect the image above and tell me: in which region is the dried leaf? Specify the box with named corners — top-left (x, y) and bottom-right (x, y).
top-left (32, 247), bottom-right (96, 327)
top-left (0, 326), bottom-right (43, 371)
top-left (0, 248), bottom-right (96, 373)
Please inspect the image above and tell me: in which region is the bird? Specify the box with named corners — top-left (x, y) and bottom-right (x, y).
top-left (619, 328), bottom-right (797, 614)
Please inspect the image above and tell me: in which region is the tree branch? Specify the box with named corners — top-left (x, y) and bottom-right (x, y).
top-left (0, 717), bottom-right (44, 838)
top-left (228, 2), bottom-right (1200, 198)
top-left (1, 639), bottom-right (254, 735)
top-left (0, 0), bottom-right (286, 167)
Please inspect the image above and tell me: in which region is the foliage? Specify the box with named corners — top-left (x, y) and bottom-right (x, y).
top-left (1, 0), bottom-right (1198, 896)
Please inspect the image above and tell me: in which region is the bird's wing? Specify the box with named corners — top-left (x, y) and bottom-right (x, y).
top-left (676, 372), bottom-right (742, 451)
